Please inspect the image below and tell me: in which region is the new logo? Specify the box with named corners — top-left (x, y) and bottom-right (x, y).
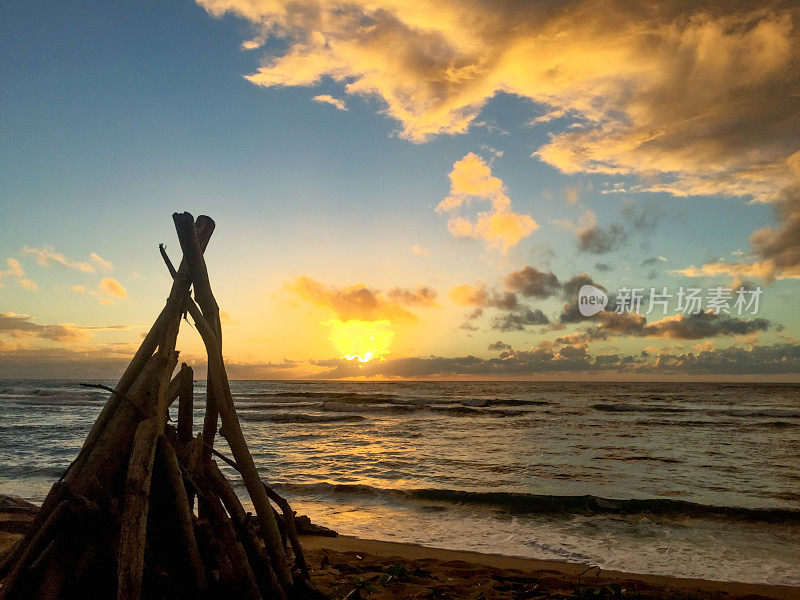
top-left (578, 284), bottom-right (608, 317)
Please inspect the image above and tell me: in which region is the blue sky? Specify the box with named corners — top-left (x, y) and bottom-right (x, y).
top-left (1, 1), bottom-right (799, 379)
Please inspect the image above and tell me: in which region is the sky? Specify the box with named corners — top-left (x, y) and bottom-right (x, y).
top-left (1, 0), bottom-right (799, 380)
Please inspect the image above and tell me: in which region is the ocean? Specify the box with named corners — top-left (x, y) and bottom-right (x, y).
top-left (0, 379), bottom-right (798, 585)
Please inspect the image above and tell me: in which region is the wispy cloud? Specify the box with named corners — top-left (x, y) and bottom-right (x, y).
top-left (312, 94), bottom-right (348, 111)
top-left (411, 244), bottom-right (430, 258)
top-left (0, 258), bottom-right (37, 291)
top-left (22, 246), bottom-right (114, 273)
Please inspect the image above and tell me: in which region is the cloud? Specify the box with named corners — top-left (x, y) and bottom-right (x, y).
top-left (448, 283), bottom-right (518, 310)
top-left (488, 341), bottom-right (511, 351)
top-left (623, 202), bottom-right (665, 233)
top-left (311, 342), bottom-right (800, 378)
top-left (642, 256), bottom-right (667, 266)
top-left (0, 313), bottom-right (90, 342)
top-left (575, 210), bottom-right (626, 254)
top-left (285, 275), bottom-right (422, 322)
top-left (17, 279), bottom-right (38, 291)
top-left (561, 310), bottom-right (772, 343)
top-left (411, 244), bottom-right (430, 257)
top-left (436, 153), bottom-right (538, 252)
top-left (0, 258), bottom-right (37, 291)
top-left (594, 262), bottom-right (612, 272)
top-left (559, 273), bottom-right (608, 323)
top-left (504, 266), bottom-right (560, 298)
top-left (22, 246), bottom-right (114, 273)
top-left (312, 94), bottom-right (348, 110)
top-left (5, 259), bottom-right (23, 278)
top-left (98, 277), bottom-right (128, 299)
top-left (386, 286), bottom-right (439, 307)
top-left (198, 0), bottom-right (800, 201)
top-left (72, 278), bottom-right (129, 305)
top-left (492, 308), bottom-right (550, 331)
top-left (0, 345), bottom-right (134, 379)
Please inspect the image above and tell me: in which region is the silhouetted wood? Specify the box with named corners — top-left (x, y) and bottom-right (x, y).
top-left (0, 213), bottom-right (316, 600)
top-left (157, 436), bottom-right (206, 591)
top-left (177, 364), bottom-right (194, 444)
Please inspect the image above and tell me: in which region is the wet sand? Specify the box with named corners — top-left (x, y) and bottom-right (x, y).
top-left (301, 534), bottom-right (800, 600)
top-left (2, 495), bottom-right (798, 599)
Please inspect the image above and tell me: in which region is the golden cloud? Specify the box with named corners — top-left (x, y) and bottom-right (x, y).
top-left (437, 153), bottom-right (537, 251)
top-left (98, 277), bottom-right (128, 299)
top-left (284, 275), bottom-right (431, 322)
top-left (198, 0), bottom-right (800, 200)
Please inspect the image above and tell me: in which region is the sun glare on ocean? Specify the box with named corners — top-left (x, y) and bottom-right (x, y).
top-left (325, 319), bottom-right (393, 362)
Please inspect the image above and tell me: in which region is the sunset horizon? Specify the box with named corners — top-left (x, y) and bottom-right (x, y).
top-left (2, 2), bottom-right (800, 595)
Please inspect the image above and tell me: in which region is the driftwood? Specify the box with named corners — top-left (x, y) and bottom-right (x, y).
top-left (0, 213), bottom-right (322, 600)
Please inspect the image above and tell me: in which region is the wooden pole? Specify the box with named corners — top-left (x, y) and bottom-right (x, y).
top-left (117, 341), bottom-right (179, 600)
top-left (157, 436), bottom-right (206, 591)
top-left (160, 225), bottom-right (293, 588)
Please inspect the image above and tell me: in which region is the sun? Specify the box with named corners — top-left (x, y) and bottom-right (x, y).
top-left (325, 319), bottom-right (393, 362)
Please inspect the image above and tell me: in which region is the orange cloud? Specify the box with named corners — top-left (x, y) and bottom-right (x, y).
top-left (437, 153), bottom-right (537, 252)
top-left (98, 277), bottom-right (128, 299)
top-left (285, 275), bottom-right (426, 323)
top-left (72, 278), bottom-right (129, 305)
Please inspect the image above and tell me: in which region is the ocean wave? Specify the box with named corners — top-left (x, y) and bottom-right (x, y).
top-left (276, 482), bottom-right (800, 523)
top-left (429, 406), bottom-right (526, 418)
top-left (592, 403), bottom-right (688, 413)
top-left (460, 398), bottom-right (551, 407)
top-left (594, 403), bottom-right (800, 419)
top-left (321, 402), bottom-right (416, 414)
top-left (237, 391), bottom-right (400, 403)
top-left (239, 413), bottom-right (365, 424)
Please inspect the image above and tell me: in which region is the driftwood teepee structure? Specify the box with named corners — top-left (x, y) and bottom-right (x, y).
top-left (0, 213), bottom-right (322, 599)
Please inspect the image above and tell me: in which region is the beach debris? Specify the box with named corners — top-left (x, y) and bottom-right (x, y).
top-left (0, 213), bottom-right (325, 600)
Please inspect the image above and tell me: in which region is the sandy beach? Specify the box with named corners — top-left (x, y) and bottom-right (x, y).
top-left (2, 496), bottom-right (798, 600)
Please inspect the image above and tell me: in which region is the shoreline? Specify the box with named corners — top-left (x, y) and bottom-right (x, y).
top-left (2, 496), bottom-right (799, 599)
top-left (301, 534), bottom-right (800, 599)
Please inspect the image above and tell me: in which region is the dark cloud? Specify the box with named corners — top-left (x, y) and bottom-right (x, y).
top-left (311, 343), bottom-right (800, 378)
top-left (623, 201), bottom-right (665, 232)
top-left (492, 308), bottom-right (550, 331)
top-left (641, 256), bottom-right (666, 266)
top-left (577, 221), bottom-right (626, 254)
top-left (386, 286), bottom-right (439, 306)
top-left (0, 346), bottom-right (130, 379)
top-left (559, 274), bottom-right (608, 323)
top-left (449, 283), bottom-right (519, 310)
top-left (750, 186), bottom-right (800, 280)
top-left (504, 266), bottom-right (561, 298)
top-left (0, 313), bottom-right (90, 342)
top-left (594, 263), bottom-right (612, 272)
top-left (567, 310), bottom-right (772, 342)
top-left (488, 341), bottom-right (512, 351)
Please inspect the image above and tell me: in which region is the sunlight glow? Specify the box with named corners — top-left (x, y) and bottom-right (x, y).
top-left (325, 319), bottom-right (393, 363)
